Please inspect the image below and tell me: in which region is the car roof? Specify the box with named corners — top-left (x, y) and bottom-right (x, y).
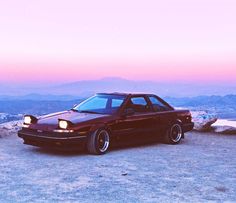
top-left (96, 92), bottom-right (157, 97)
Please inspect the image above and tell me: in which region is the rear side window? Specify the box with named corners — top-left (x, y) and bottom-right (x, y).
top-left (149, 96), bottom-right (171, 112)
top-left (127, 96), bottom-right (151, 113)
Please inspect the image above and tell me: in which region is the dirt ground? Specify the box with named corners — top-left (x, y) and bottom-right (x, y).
top-left (0, 131), bottom-right (236, 203)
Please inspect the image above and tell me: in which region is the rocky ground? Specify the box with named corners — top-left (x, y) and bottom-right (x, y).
top-left (0, 130), bottom-right (236, 202)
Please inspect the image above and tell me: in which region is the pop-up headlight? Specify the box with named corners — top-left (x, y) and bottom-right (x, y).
top-left (59, 120), bottom-right (69, 129)
top-left (23, 115), bottom-right (38, 125)
top-left (54, 120), bottom-right (74, 133)
top-left (24, 116), bottom-right (32, 124)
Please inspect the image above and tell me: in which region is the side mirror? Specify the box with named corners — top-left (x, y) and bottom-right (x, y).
top-left (123, 108), bottom-right (135, 116)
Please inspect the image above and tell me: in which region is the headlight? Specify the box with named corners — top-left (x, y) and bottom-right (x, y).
top-left (23, 115), bottom-right (38, 125)
top-left (24, 116), bottom-right (32, 124)
top-left (59, 120), bottom-right (69, 129)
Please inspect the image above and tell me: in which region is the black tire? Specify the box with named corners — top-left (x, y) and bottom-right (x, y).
top-left (87, 129), bottom-right (110, 155)
top-left (163, 122), bottom-right (183, 144)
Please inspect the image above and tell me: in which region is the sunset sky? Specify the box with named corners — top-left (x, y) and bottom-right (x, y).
top-left (0, 0), bottom-right (236, 83)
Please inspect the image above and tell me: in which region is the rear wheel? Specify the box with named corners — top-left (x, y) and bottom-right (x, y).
top-left (163, 123), bottom-right (183, 144)
top-left (87, 129), bottom-right (110, 155)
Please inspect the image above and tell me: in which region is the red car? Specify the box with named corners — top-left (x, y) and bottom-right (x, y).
top-left (18, 93), bottom-right (194, 155)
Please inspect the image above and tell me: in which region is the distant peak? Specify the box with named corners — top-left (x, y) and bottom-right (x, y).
top-left (100, 77), bottom-right (128, 81)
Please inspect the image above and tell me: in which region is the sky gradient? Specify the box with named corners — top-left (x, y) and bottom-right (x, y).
top-left (0, 0), bottom-right (236, 83)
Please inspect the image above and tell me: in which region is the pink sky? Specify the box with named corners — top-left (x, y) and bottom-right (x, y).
top-left (0, 0), bottom-right (236, 83)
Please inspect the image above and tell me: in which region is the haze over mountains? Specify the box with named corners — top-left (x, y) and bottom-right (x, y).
top-left (0, 77), bottom-right (236, 97)
top-left (0, 77), bottom-right (236, 123)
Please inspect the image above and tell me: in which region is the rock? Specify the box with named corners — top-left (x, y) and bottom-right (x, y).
top-left (212, 120), bottom-right (236, 134)
top-left (0, 120), bottom-right (22, 138)
top-left (191, 111), bottom-right (218, 131)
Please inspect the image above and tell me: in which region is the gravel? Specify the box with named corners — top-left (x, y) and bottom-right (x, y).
top-left (0, 132), bottom-right (236, 203)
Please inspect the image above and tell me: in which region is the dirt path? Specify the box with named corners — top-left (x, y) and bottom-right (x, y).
top-left (0, 132), bottom-right (236, 202)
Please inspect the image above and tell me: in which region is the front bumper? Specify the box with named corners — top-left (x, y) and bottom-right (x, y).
top-left (182, 122), bottom-right (194, 133)
top-left (18, 129), bottom-right (87, 151)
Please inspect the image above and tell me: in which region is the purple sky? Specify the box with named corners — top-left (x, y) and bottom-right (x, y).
top-left (0, 0), bottom-right (236, 83)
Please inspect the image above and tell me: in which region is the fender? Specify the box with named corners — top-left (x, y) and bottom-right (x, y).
top-left (89, 123), bottom-right (112, 135)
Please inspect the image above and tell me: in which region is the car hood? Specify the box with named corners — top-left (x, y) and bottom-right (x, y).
top-left (37, 110), bottom-right (109, 125)
top-left (28, 110), bottom-right (110, 131)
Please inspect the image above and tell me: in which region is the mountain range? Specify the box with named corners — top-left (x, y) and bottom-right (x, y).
top-left (0, 94), bottom-right (235, 119)
top-left (0, 77), bottom-right (236, 122)
top-left (1, 77), bottom-right (236, 97)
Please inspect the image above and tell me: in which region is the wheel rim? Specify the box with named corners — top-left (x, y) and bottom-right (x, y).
top-left (97, 130), bottom-right (110, 153)
top-left (170, 124), bottom-right (182, 142)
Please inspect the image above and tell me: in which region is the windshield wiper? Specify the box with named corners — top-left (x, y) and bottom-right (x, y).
top-left (71, 108), bottom-right (79, 112)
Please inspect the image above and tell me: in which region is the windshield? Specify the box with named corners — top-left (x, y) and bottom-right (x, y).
top-left (73, 94), bottom-right (126, 114)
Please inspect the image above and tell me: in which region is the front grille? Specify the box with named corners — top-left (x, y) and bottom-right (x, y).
top-left (21, 128), bottom-right (85, 138)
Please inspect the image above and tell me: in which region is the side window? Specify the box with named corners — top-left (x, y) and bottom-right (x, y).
top-left (128, 96), bottom-right (151, 113)
top-left (149, 96), bottom-right (171, 112)
top-left (111, 98), bottom-right (124, 108)
top-left (131, 97), bottom-right (147, 105)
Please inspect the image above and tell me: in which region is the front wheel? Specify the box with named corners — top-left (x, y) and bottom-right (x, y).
top-left (163, 123), bottom-right (183, 144)
top-left (87, 129), bottom-right (110, 155)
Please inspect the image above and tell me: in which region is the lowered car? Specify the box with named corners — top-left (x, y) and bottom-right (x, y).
top-left (18, 93), bottom-right (194, 155)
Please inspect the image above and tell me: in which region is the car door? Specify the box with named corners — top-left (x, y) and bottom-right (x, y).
top-left (113, 96), bottom-right (157, 137)
top-left (148, 95), bottom-right (175, 134)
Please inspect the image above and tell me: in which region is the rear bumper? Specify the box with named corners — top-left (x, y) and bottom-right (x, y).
top-left (182, 122), bottom-right (194, 133)
top-left (18, 129), bottom-right (87, 151)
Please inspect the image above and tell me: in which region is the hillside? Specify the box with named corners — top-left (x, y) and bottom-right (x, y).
top-left (165, 95), bottom-right (236, 118)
